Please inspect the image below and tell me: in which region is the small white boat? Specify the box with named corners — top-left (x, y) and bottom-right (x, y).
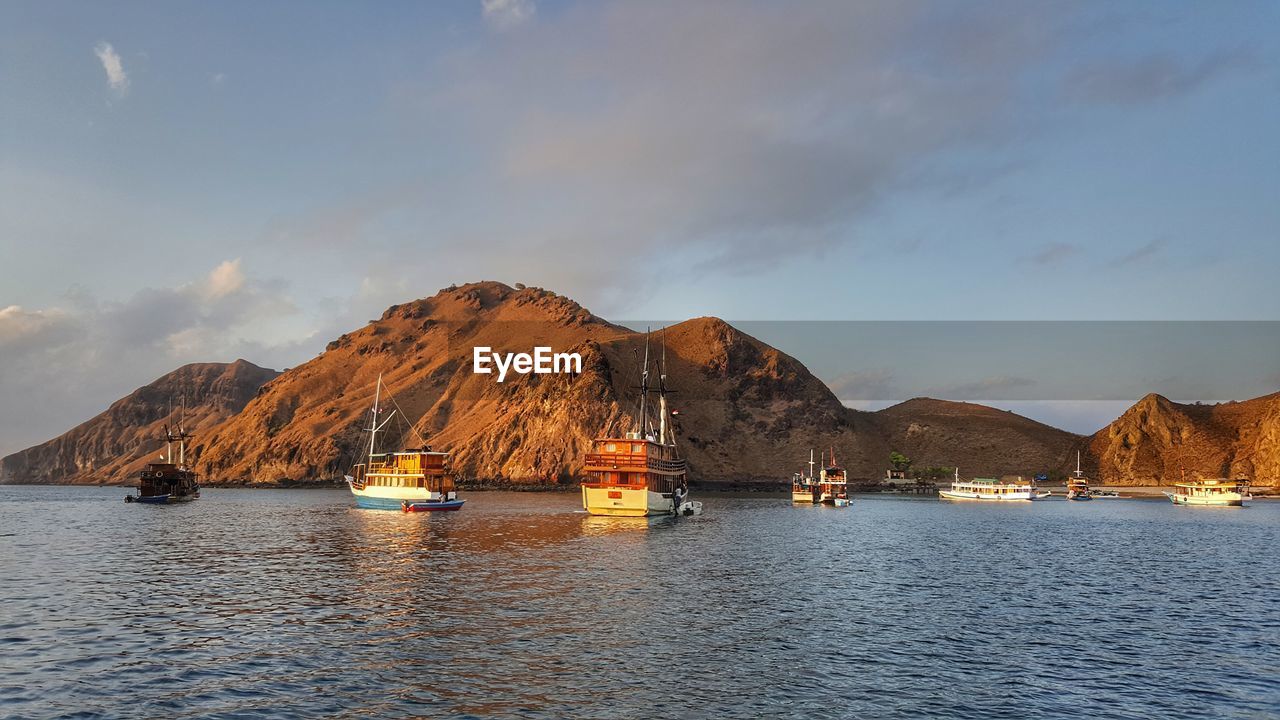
top-left (1164, 478), bottom-right (1248, 507)
top-left (939, 468), bottom-right (1050, 501)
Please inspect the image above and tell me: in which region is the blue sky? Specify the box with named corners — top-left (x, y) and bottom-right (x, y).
top-left (1, 1), bottom-right (1278, 454)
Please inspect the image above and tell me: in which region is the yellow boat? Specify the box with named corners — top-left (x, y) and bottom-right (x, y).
top-left (791, 449), bottom-right (819, 503)
top-left (581, 331), bottom-right (693, 517)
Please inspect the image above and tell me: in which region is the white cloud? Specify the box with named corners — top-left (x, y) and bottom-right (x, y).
top-left (205, 259), bottom-right (246, 299)
top-left (482, 0), bottom-right (535, 30)
top-left (0, 260), bottom-right (302, 457)
top-left (211, 72), bottom-right (227, 86)
top-left (93, 42), bottom-right (129, 95)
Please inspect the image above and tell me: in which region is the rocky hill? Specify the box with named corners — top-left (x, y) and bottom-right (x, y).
top-left (190, 282), bottom-right (1083, 486)
top-left (1088, 392), bottom-right (1280, 486)
top-left (867, 398), bottom-right (1081, 481)
top-left (0, 360), bottom-right (279, 484)
top-left (192, 282), bottom-right (878, 485)
top-left (0, 281), bottom-right (1095, 487)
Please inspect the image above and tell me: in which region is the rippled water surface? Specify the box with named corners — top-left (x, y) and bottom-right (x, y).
top-left (1, 487), bottom-right (1277, 719)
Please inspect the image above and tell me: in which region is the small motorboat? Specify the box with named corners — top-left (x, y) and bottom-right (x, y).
top-left (678, 500), bottom-right (703, 516)
top-left (125, 493), bottom-right (171, 504)
top-left (401, 499), bottom-right (466, 512)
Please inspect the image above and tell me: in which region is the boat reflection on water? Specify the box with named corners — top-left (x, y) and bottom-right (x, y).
top-left (578, 512), bottom-right (680, 538)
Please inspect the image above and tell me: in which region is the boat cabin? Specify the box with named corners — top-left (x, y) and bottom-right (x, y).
top-left (1169, 478), bottom-right (1248, 505)
top-left (958, 478), bottom-right (1032, 495)
top-left (350, 449), bottom-right (454, 493)
top-left (138, 462), bottom-right (199, 499)
top-left (583, 433), bottom-right (688, 495)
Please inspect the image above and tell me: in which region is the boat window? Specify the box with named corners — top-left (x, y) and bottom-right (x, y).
top-left (607, 443), bottom-right (617, 452)
top-left (632, 443), bottom-right (643, 453)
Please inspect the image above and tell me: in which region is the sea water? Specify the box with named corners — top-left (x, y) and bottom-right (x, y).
top-left (1, 487), bottom-right (1276, 719)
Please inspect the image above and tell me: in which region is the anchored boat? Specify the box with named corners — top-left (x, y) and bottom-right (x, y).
top-left (126, 424), bottom-right (200, 504)
top-left (792, 450), bottom-right (819, 503)
top-left (1067, 451), bottom-right (1092, 501)
top-left (344, 374), bottom-right (463, 512)
top-left (818, 448), bottom-right (849, 507)
top-left (939, 468), bottom-right (1050, 501)
top-left (582, 331), bottom-right (697, 517)
top-left (1165, 477), bottom-right (1248, 507)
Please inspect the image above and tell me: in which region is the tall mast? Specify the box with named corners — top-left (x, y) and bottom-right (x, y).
top-left (165, 398), bottom-right (173, 464)
top-left (1075, 450), bottom-right (1082, 478)
top-left (368, 374), bottom-right (382, 463)
top-left (658, 328), bottom-right (668, 445)
top-left (638, 330), bottom-right (650, 439)
top-left (178, 395), bottom-right (186, 466)
top-left (808, 449), bottom-right (815, 480)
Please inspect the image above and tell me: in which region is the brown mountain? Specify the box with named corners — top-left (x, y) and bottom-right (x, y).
top-left (0, 360), bottom-right (279, 485)
top-left (191, 281), bottom-right (1080, 486)
top-left (193, 282), bottom-right (868, 485)
top-left (1088, 392), bottom-right (1280, 486)
top-left (867, 398), bottom-right (1081, 480)
top-left (2, 282), bottom-right (1087, 487)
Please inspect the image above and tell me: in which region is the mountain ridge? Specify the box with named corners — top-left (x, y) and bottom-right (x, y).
top-left (0, 360), bottom-right (279, 485)
top-left (8, 281), bottom-right (1274, 488)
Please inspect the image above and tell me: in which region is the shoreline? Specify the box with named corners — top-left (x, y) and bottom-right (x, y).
top-left (4, 481), bottom-right (1274, 498)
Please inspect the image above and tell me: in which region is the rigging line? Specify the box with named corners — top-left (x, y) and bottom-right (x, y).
top-left (386, 387), bottom-right (430, 448)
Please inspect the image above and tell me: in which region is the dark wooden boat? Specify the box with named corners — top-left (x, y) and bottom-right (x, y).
top-left (126, 426), bottom-right (199, 504)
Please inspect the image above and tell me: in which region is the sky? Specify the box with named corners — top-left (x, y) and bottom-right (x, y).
top-left (1, 1), bottom-right (1278, 455)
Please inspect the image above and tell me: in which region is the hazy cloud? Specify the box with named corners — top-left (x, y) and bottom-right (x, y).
top-left (826, 369), bottom-right (899, 401)
top-left (1022, 242), bottom-right (1079, 266)
top-left (482, 0), bottom-right (535, 30)
top-left (1115, 238), bottom-right (1167, 267)
top-left (926, 375), bottom-right (1036, 400)
top-left (1066, 50), bottom-right (1253, 106)
top-left (93, 42), bottom-right (129, 95)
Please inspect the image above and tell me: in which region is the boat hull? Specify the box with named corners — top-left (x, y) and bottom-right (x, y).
top-left (348, 481), bottom-right (461, 511)
top-left (1165, 492), bottom-right (1244, 507)
top-left (792, 490), bottom-right (818, 503)
top-left (581, 485), bottom-right (673, 517)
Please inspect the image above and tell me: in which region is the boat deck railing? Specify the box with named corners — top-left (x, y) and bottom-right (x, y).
top-left (584, 453), bottom-right (687, 475)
